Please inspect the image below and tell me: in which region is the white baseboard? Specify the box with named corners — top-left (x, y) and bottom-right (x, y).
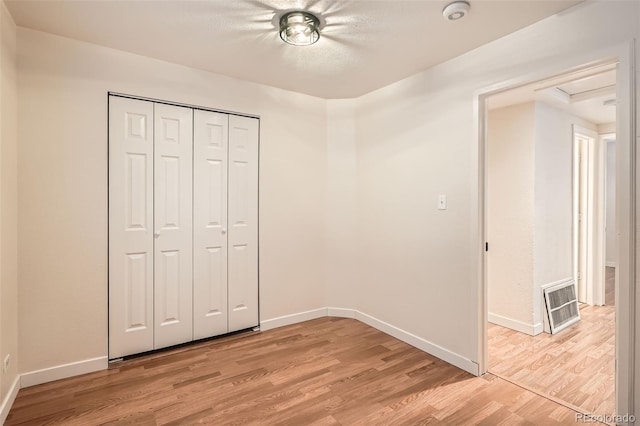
top-left (489, 312), bottom-right (543, 336)
top-left (328, 307), bottom-right (478, 374)
top-left (327, 307), bottom-right (356, 318)
top-left (263, 306), bottom-right (478, 375)
top-left (9, 305), bottom-right (478, 417)
top-left (353, 310), bottom-right (479, 375)
top-left (260, 307), bottom-right (328, 331)
top-left (533, 322), bottom-right (544, 335)
top-left (20, 356), bottom-right (108, 388)
top-left (0, 375), bottom-right (20, 424)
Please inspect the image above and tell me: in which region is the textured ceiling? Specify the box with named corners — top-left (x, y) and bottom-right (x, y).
top-left (5, 0), bottom-right (582, 99)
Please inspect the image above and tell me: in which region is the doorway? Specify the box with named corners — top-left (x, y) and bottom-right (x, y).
top-left (477, 54), bottom-right (635, 419)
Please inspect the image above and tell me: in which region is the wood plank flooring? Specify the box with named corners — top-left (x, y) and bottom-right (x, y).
top-left (9, 317), bottom-right (584, 425)
top-left (489, 303), bottom-right (615, 417)
top-left (605, 266), bottom-right (615, 307)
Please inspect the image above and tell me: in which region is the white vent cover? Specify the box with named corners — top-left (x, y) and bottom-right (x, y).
top-left (543, 279), bottom-right (580, 334)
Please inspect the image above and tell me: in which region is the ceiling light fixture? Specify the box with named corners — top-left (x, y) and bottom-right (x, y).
top-left (443, 1), bottom-right (470, 21)
top-left (279, 11), bottom-right (320, 46)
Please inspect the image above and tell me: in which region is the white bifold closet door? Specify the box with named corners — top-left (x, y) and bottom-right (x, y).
top-left (153, 103), bottom-right (193, 349)
top-left (109, 96), bottom-right (259, 359)
top-left (192, 112), bottom-right (259, 338)
top-left (227, 115), bottom-right (259, 332)
top-left (109, 97), bottom-right (194, 358)
top-left (109, 97), bottom-right (155, 358)
top-left (193, 110), bottom-right (229, 339)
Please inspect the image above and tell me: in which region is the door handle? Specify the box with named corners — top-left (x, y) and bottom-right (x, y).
top-left (221, 228), bottom-right (227, 235)
top-left (154, 231), bottom-right (161, 238)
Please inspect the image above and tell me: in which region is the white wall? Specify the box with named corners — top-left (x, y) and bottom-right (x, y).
top-left (335, 0), bottom-right (639, 372)
top-left (487, 103), bottom-right (536, 332)
top-left (598, 122), bottom-right (616, 135)
top-left (353, 71), bottom-right (477, 360)
top-left (325, 100), bottom-right (359, 309)
top-left (9, 0), bottom-right (640, 414)
top-left (486, 101), bottom-right (596, 334)
top-left (17, 28), bottom-right (328, 373)
top-left (533, 101), bottom-right (596, 320)
top-left (605, 140), bottom-right (617, 266)
top-left (0, 0), bottom-right (18, 409)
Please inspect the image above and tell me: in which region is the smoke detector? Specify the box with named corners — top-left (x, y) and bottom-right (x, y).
top-left (443, 1), bottom-right (470, 21)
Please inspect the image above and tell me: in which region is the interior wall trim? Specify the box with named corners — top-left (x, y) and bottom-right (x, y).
top-left (329, 308), bottom-right (479, 376)
top-left (20, 356), bottom-right (108, 388)
top-left (259, 308), bottom-right (329, 331)
top-left (261, 307), bottom-right (479, 376)
top-left (5, 306), bottom-right (481, 417)
top-left (0, 376), bottom-right (20, 424)
top-left (488, 312), bottom-right (543, 336)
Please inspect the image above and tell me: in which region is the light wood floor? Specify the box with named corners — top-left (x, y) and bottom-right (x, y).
top-left (605, 266), bottom-right (615, 307)
top-left (489, 303), bottom-right (615, 417)
top-left (9, 318), bottom-right (585, 425)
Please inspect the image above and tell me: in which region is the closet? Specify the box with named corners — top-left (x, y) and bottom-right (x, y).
top-left (108, 95), bottom-right (259, 359)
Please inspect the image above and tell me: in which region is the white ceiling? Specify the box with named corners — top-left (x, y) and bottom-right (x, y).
top-left (5, 0), bottom-right (582, 99)
top-left (488, 65), bottom-right (617, 125)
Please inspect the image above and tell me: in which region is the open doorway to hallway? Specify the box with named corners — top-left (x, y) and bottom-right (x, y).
top-left (485, 63), bottom-right (617, 417)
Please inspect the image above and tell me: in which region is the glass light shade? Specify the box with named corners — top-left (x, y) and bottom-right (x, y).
top-left (279, 11), bottom-right (320, 46)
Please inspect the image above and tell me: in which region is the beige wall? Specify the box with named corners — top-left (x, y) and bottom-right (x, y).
top-left (325, 100), bottom-right (359, 310)
top-left (532, 101), bottom-right (597, 317)
top-left (487, 101), bottom-right (598, 334)
top-left (487, 102), bottom-right (536, 331)
top-left (352, 73), bottom-right (478, 359)
top-left (598, 122), bottom-right (616, 135)
top-left (0, 0), bottom-right (18, 405)
top-left (17, 28), bottom-right (328, 372)
top-left (6, 0), bottom-right (640, 414)
top-left (605, 140), bottom-right (617, 266)
top-left (334, 0), bottom-right (640, 370)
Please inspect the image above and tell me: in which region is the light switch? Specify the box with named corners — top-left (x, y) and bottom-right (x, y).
top-left (438, 194), bottom-right (447, 210)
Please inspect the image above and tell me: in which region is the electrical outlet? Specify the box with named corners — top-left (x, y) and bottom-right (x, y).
top-left (3, 354), bottom-right (9, 373)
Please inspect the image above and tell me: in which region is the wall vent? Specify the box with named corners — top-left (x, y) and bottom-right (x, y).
top-left (543, 279), bottom-right (580, 334)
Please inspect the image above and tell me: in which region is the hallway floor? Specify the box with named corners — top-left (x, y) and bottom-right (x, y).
top-left (489, 303), bottom-right (615, 417)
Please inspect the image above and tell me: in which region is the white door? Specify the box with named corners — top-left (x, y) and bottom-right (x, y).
top-left (574, 127), bottom-right (605, 306)
top-left (228, 115), bottom-right (259, 332)
top-left (109, 97), bottom-right (154, 358)
top-left (576, 135), bottom-right (590, 303)
top-left (193, 110), bottom-right (229, 339)
top-left (153, 104), bottom-right (194, 349)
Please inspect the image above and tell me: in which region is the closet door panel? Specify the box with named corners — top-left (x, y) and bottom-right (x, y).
top-left (193, 110), bottom-right (229, 339)
top-left (109, 96), bottom-right (154, 358)
top-left (153, 103), bottom-right (194, 349)
top-left (228, 115), bottom-right (259, 332)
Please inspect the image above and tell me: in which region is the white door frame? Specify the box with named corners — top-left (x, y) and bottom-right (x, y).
top-left (474, 40), bottom-right (636, 417)
top-left (573, 125), bottom-right (606, 306)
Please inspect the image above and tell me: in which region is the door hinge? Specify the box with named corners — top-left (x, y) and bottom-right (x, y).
top-left (485, 242), bottom-right (489, 252)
